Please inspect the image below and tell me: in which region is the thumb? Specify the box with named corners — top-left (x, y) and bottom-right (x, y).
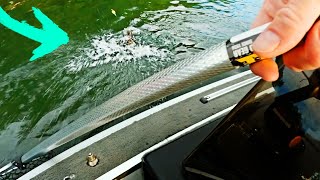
top-left (283, 20), bottom-right (320, 71)
top-left (252, 0), bottom-right (320, 58)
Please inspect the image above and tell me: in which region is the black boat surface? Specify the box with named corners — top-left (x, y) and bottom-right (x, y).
top-left (143, 60), bottom-right (320, 180)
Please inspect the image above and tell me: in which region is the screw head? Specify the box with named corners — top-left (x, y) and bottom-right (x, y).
top-left (86, 153), bottom-right (99, 167)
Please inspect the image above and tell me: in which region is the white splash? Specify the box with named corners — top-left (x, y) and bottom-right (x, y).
top-left (65, 27), bottom-right (171, 72)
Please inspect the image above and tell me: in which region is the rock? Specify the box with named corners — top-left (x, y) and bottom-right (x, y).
top-left (181, 39), bottom-right (196, 47)
top-left (170, 1), bottom-right (180, 5)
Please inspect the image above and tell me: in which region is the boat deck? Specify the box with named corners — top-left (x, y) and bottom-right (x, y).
top-left (23, 71), bottom-right (259, 180)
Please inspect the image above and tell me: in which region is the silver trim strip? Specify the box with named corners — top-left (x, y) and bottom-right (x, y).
top-left (96, 105), bottom-right (236, 180)
top-left (202, 76), bottom-right (260, 102)
top-left (19, 70), bottom-right (253, 180)
top-left (0, 162), bottom-right (13, 176)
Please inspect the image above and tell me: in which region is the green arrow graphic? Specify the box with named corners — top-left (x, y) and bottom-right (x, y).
top-left (0, 7), bottom-right (69, 61)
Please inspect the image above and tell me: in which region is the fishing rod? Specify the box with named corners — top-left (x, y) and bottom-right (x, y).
top-left (0, 21), bottom-right (304, 176)
top-left (18, 22), bottom-right (272, 163)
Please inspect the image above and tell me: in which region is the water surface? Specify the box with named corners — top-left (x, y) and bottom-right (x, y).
top-left (0, 0), bottom-right (263, 166)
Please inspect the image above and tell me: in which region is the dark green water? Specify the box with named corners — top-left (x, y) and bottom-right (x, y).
top-left (0, 0), bottom-right (262, 166)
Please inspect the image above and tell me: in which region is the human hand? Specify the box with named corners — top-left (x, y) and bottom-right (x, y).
top-left (250, 0), bottom-right (320, 81)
